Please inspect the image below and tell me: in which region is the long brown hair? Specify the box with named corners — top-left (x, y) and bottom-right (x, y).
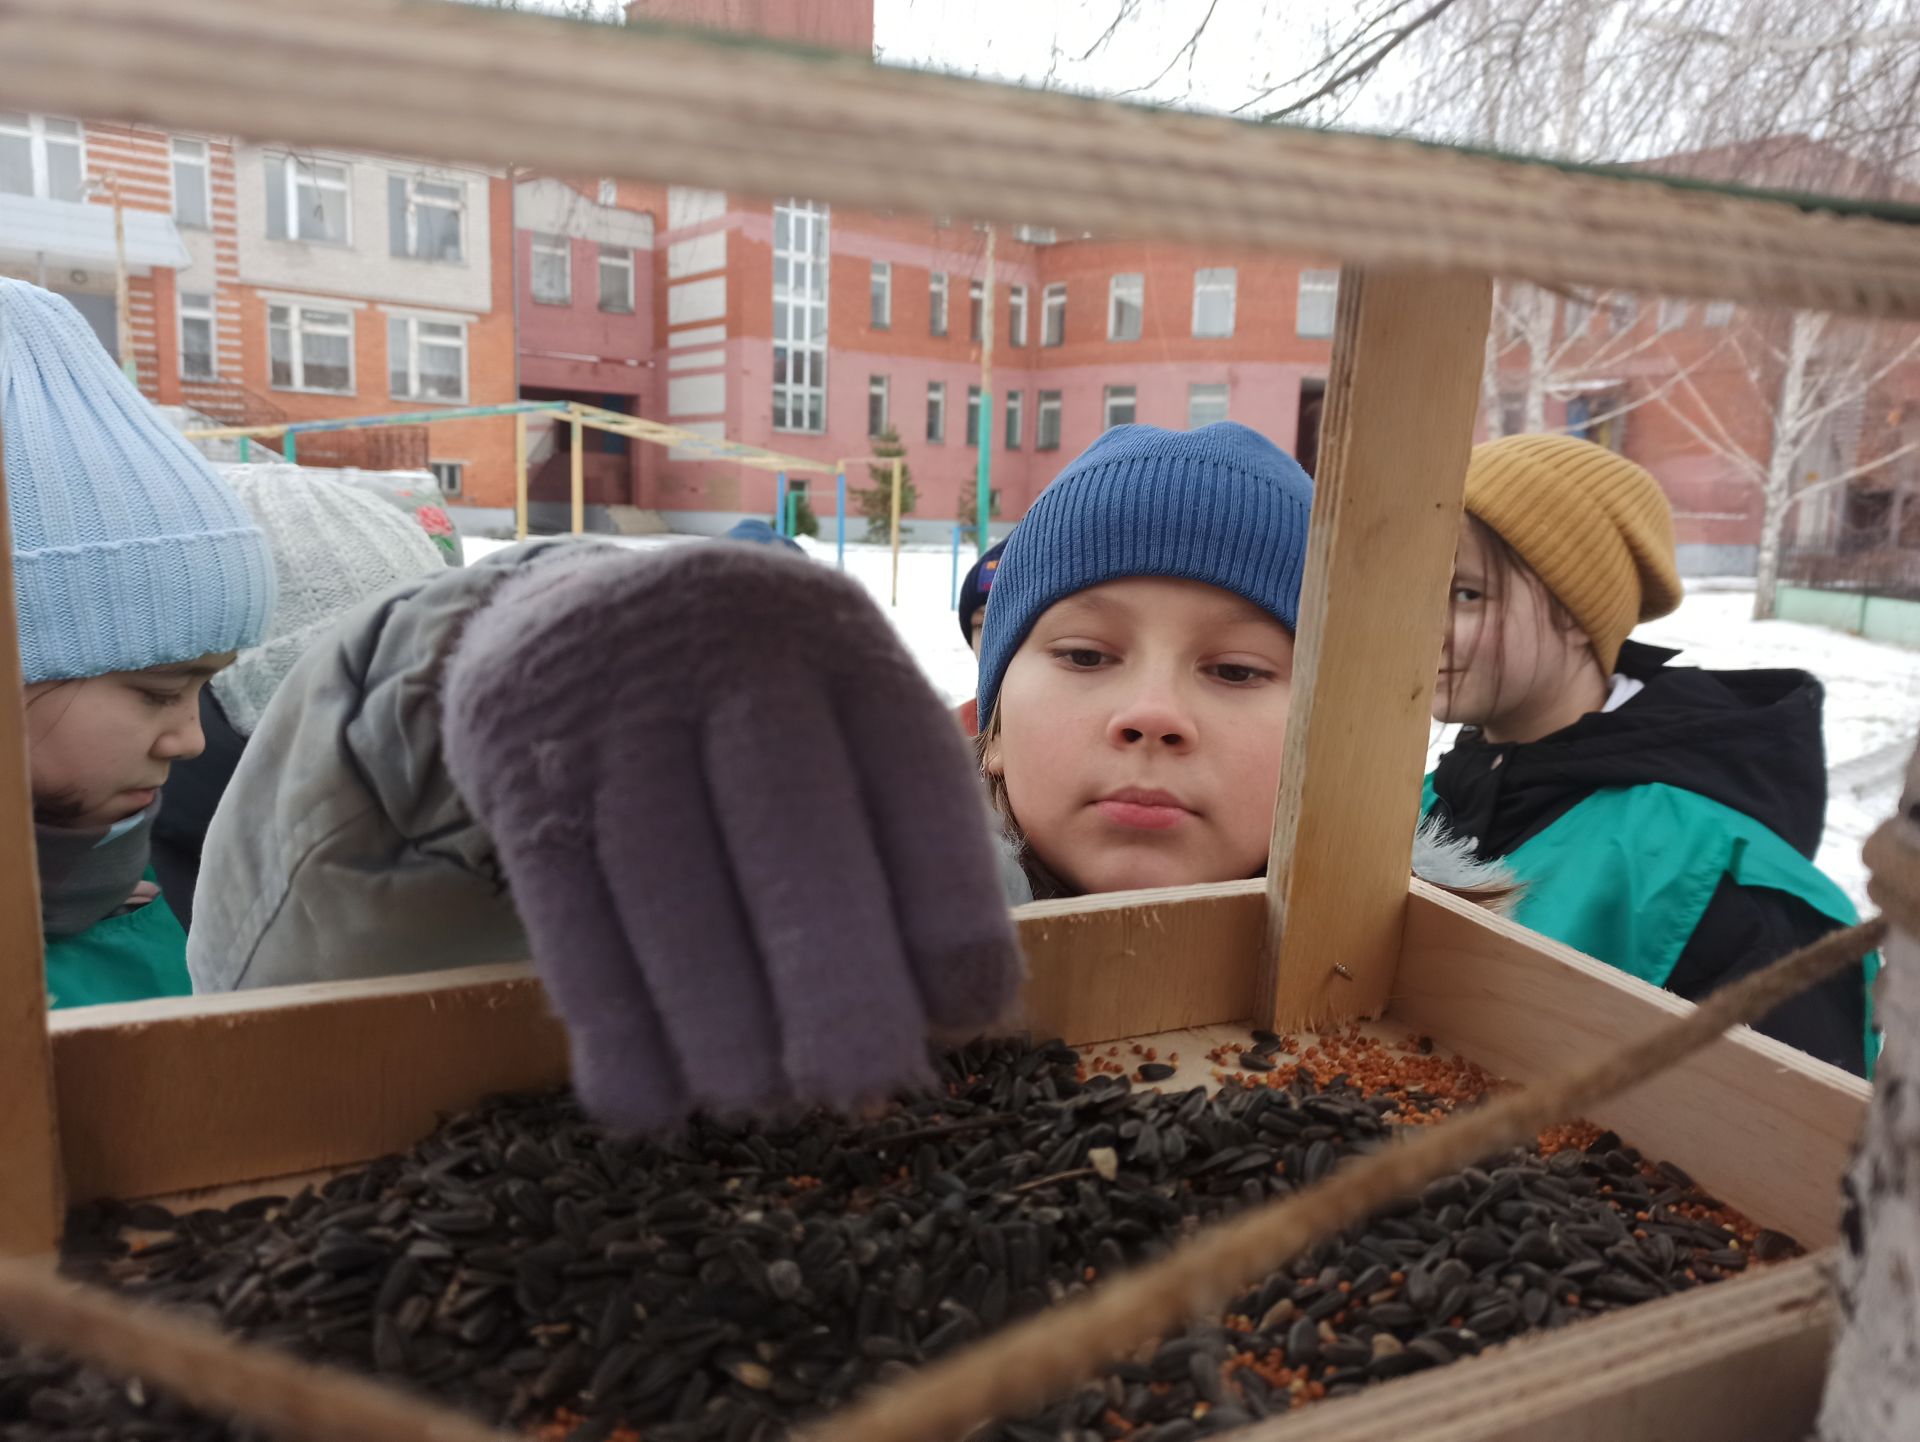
top-left (1441, 514), bottom-right (1590, 727)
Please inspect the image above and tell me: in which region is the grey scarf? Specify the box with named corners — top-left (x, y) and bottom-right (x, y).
top-left (37, 801), bottom-right (160, 937)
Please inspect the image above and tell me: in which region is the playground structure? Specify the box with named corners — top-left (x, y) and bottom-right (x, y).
top-left (0, 0), bottom-right (1911, 1439)
top-left (185, 401), bottom-right (912, 590)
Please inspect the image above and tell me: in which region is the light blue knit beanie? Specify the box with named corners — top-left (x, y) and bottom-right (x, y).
top-left (977, 421), bottom-right (1313, 721)
top-left (0, 279), bottom-right (274, 683)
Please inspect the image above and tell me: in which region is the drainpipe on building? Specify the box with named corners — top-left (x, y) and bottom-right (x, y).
top-left (976, 224), bottom-right (994, 557)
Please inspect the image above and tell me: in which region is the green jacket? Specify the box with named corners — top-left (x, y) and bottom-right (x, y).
top-left (43, 876), bottom-right (192, 1010)
top-left (1423, 776), bottom-right (1877, 1071)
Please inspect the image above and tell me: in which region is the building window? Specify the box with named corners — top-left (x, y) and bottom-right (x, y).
top-left (1104, 384), bottom-right (1137, 430)
top-left (1564, 294), bottom-right (1596, 337)
top-left (1658, 298), bottom-right (1688, 333)
top-left (1187, 382), bottom-right (1229, 429)
top-left (1297, 269), bottom-right (1338, 338)
top-left (1042, 283), bottom-right (1066, 347)
top-left (869, 260), bottom-right (891, 329)
top-left (178, 292), bottom-right (216, 381)
top-left (388, 174), bottom-right (463, 262)
top-left (1108, 273), bottom-right (1143, 341)
top-left (597, 178), bottom-right (617, 206)
top-left (929, 271), bottom-right (948, 337)
top-left (171, 137), bottom-right (210, 229)
top-left (966, 385), bottom-right (982, 448)
top-left (1607, 294), bottom-right (1637, 335)
top-left (0, 113), bottom-right (83, 202)
top-left (1192, 267), bottom-right (1236, 338)
top-left (926, 381), bottom-right (946, 443)
top-left (268, 302), bottom-right (353, 394)
top-left (530, 233), bottom-right (570, 305)
top-left (1008, 284), bottom-right (1028, 348)
top-left (265, 154), bottom-right (350, 245)
top-left (970, 279), bottom-right (985, 342)
top-left (1004, 389), bottom-right (1023, 450)
top-left (1037, 390), bottom-right (1062, 450)
top-left (868, 374), bottom-right (889, 438)
top-left (772, 199), bottom-right (829, 433)
top-left (388, 315), bottom-right (468, 403)
top-left (598, 245), bottom-right (634, 312)
top-left (429, 460), bottom-right (465, 499)
top-left (1704, 299), bottom-right (1735, 327)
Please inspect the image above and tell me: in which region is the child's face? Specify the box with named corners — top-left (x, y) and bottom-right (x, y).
top-left (1433, 516), bottom-right (1595, 736)
top-left (25, 655), bottom-right (234, 829)
top-left (986, 578), bottom-right (1295, 894)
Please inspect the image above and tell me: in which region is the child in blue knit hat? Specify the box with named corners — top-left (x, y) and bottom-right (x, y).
top-left (977, 421), bottom-right (1511, 904)
top-left (1, 279), bottom-right (275, 1007)
top-left (975, 422), bottom-right (1313, 899)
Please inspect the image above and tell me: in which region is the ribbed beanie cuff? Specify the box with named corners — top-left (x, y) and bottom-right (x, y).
top-left (977, 422), bottom-right (1313, 720)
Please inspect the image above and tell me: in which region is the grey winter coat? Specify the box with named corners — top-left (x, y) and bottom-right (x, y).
top-left (187, 539), bottom-right (596, 993)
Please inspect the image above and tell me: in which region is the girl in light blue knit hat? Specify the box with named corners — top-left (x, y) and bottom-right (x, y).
top-left (1, 278), bottom-right (275, 1007)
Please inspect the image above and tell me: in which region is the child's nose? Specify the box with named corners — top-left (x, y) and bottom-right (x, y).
top-left (1108, 688), bottom-right (1194, 751)
top-left (154, 711), bottom-right (206, 762)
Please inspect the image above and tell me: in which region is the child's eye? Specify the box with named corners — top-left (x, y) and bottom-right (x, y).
top-left (136, 687), bottom-right (184, 709)
top-left (1051, 647), bottom-right (1110, 670)
top-left (1208, 663), bottom-right (1275, 686)
top-left (1451, 586), bottom-right (1484, 604)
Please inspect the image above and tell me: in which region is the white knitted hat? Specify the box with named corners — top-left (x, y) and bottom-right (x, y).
top-left (212, 466), bottom-right (446, 735)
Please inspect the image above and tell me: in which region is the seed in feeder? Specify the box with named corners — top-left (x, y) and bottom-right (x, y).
top-left (1238, 1052), bottom-right (1275, 1072)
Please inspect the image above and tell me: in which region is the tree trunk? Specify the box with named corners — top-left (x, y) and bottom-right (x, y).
top-left (1819, 740), bottom-right (1920, 1442)
top-left (1524, 286), bottom-right (1553, 434)
top-left (1753, 310), bottom-right (1819, 621)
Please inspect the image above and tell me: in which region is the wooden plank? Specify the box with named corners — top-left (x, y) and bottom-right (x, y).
top-left (1017, 880), bottom-right (1264, 1046)
top-left (50, 965), bottom-right (568, 1205)
top-left (0, 418), bottom-right (64, 1257)
top-left (1394, 881), bottom-right (1871, 1248)
top-left (1262, 269), bottom-right (1490, 1034)
top-left (1237, 1252), bottom-right (1833, 1442)
top-left (2, 0), bottom-right (1920, 318)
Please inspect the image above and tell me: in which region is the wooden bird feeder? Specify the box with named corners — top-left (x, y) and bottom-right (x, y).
top-left (0, 2), bottom-right (1903, 1438)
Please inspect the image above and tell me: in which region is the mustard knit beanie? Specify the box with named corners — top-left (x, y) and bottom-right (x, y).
top-left (1463, 434), bottom-right (1683, 672)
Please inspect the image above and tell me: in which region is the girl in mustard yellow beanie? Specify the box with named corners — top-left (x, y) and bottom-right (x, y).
top-left (1424, 433), bottom-right (1875, 1076)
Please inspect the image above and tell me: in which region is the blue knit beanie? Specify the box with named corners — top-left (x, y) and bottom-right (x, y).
top-left (0, 279), bottom-right (274, 683)
top-left (977, 422), bottom-right (1313, 721)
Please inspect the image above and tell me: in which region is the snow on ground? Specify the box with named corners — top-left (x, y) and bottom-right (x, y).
top-left (467, 536), bottom-right (1917, 908)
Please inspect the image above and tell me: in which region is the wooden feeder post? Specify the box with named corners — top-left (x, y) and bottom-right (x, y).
top-left (513, 412), bottom-right (529, 542)
top-left (889, 456), bottom-right (904, 607)
top-left (1260, 268), bottom-right (1492, 1032)
top-left (0, 439), bottom-right (63, 1257)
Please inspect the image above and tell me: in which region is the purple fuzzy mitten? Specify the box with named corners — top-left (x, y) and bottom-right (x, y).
top-left (440, 542), bottom-right (1024, 1132)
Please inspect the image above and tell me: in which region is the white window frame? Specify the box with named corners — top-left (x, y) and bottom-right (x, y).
top-left (1108, 273), bottom-right (1144, 341)
top-left (1192, 267), bottom-right (1237, 339)
top-left (1658, 297), bottom-right (1689, 333)
top-left (429, 460), bottom-right (466, 499)
top-left (268, 302), bottom-right (355, 396)
top-left (388, 313), bottom-right (469, 404)
top-left (870, 260), bottom-right (892, 329)
top-left (530, 232), bottom-right (571, 305)
top-left (970, 278), bottom-right (985, 342)
top-left (1009, 284), bottom-right (1028, 347)
top-left (772, 198), bottom-right (829, 434)
top-left (966, 385), bottom-right (983, 449)
top-left (171, 137), bottom-right (210, 229)
top-left (868, 374), bottom-right (890, 438)
top-left (1297, 269), bottom-right (1339, 339)
top-left (1607, 293), bottom-right (1638, 335)
top-left (267, 153), bottom-right (352, 245)
top-left (0, 112), bottom-right (84, 203)
top-left (177, 291), bottom-right (217, 381)
top-left (927, 380), bottom-right (946, 443)
top-left (1004, 389), bottom-right (1023, 450)
top-left (598, 244), bottom-right (634, 313)
top-left (1188, 382), bottom-right (1229, 429)
top-left (1704, 299), bottom-right (1736, 327)
top-left (1104, 384), bottom-right (1137, 430)
top-left (1042, 283), bottom-right (1066, 347)
top-left (929, 270), bottom-right (949, 337)
top-left (1037, 390), bottom-right (1063, 450)
top-left (597, 178), bottom-right (618, 207)
top-left (392, 173), bottom-right (465, 263)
